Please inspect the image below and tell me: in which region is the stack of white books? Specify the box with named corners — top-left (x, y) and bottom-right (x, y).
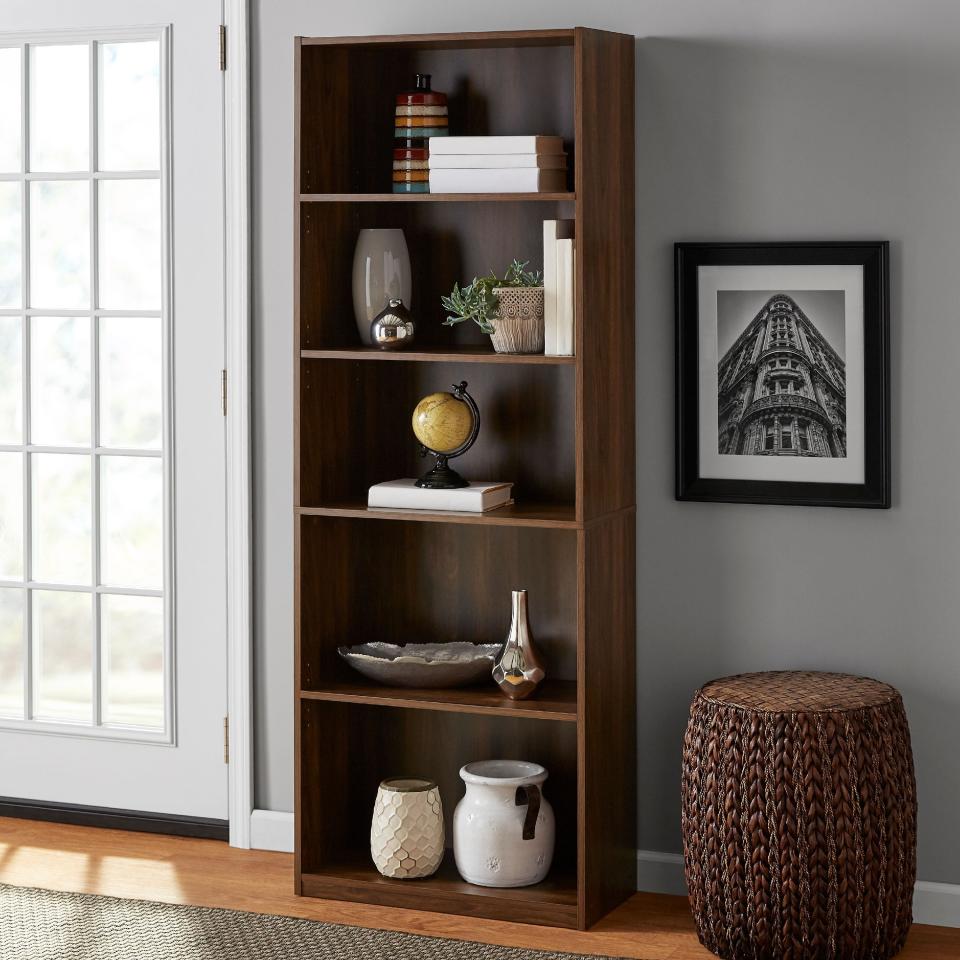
top-left (543, 219), bottom-right (576, 356)
top-left (428, 136), bottom-right (567, 193)
top-left (368, 479), bottom-right (514, 513)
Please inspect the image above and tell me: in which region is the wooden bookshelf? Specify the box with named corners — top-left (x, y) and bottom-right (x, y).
top-left (294, 27), bottom-right (635, 930)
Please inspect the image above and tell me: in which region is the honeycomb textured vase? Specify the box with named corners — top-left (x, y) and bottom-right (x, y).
top-left (681, 671), bottom-right (917, 960)
top-left (370, 779), bottom-right (444, 880)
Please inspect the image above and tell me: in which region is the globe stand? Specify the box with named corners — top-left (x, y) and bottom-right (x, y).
top-left (416, 454), bottom-right (468, 489)
top-left (414, 381), bottom-right (481, 490)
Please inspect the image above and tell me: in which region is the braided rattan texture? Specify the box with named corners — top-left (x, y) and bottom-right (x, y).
top-left (699, 672), bottom-right (899, 713)
top-left (681, 671), bottom-right (917, 960)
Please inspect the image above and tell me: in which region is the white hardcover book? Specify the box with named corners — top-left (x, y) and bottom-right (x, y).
top-left (543, 219), bottom-right (575, 356)
top-left (428, 135), bottom-right (564, 155)
top-left (556, 238), bottom-right (575, 356)
top-left (428, 153), bottom-right (567, 169)
top-left (428, 168), bottom-right (567, 194)
top-left (368, 479), bottom-right (514, 513)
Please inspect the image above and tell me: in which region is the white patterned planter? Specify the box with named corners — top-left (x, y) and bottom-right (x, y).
top-left (453, 760), bottom-right (555, 888)
top-left (370, 778), bottom-right (444, 879)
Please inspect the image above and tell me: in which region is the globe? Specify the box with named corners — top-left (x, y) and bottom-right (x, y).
top-left (412, 391), bottom-right (474, 454)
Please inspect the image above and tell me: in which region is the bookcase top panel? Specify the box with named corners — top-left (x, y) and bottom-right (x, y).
top-left (298, 29), bottom-right (576, 50)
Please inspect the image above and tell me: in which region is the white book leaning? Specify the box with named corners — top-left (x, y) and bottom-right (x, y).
top-left (368, 479), bottom-right (514, 514)
top-left (428, 168), bottom-right (566, 194)
top-left (543, 219), bottom-right (575, 356)
top-left (428, 135), bottom-right (564, 155)
top-left (428, 153), bottom-right (566, 170)
top-left (555, 237), bottom-right (576, 356)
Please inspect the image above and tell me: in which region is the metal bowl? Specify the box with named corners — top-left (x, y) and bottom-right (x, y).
top-left (337, 642), bottom-right (502, 689)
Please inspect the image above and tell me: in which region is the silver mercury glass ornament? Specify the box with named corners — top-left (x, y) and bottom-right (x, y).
top-left (371, 298), bottom-right (415, 350)
top-left (493, 589), bottom-right (545, 700)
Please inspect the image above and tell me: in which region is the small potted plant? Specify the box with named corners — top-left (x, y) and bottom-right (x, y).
top-left (441, 260), bottom-right (544, 354)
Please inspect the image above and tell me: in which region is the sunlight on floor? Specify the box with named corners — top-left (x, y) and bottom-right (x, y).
top-left (0, 838), bottom-right (182, 900)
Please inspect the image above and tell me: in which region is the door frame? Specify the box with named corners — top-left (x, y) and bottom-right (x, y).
top-left (223, 0), bottom-right (254, 848)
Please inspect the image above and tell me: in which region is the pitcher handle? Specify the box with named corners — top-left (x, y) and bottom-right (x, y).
top-left (515, 785), bottom-right (541, 841)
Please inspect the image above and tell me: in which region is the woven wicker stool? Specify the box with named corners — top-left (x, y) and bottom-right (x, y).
top-left (681, 671), bottom-right (916, 960)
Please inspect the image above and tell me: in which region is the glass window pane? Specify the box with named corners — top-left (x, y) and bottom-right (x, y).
top-left (29, 180), bottom-right (90, 308)
top-left (0, 588), bottom-right (24, 718)
top-left (0, 316), bottom-right (22, 443)
top-left (99, 41), bottom-right (160, 171)
top-left (0, 453), bottom-right (23, 580)
top-left (99, 317), bottom-right (162, 449)
top-left (29, 44), bottom-right (89, 172)
top-left (30, 316), bottom-right (90, 446)
top-left (100, 456), bottom-right (162, 589)
top-left (0, 48), bottom-right (22, 173)
top-left (98, 179), bottom-right (160, 310)
top-left (0, 181), bottom-right (21, 307)
top-left (102, 593), bottom-right (163, 729)
top-left (33, 589), bottom-right (92, 722)
top-left (32, 453), bottom-right (91, 585)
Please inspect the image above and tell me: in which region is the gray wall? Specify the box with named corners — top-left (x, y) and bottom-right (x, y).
top-left (253, 0), bottom-right (960, 884)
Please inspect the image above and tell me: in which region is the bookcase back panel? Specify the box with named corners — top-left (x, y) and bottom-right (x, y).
top-left (298, 515), bottom-right (578, 689)
top-left (299, 698), bottom-right (578, 869)
top-left (298, 199), bottom-right (575, 351)
top-left (298, 359), bottom-right (575, 507)
top-left (299, 43), bottom-right (575, 195)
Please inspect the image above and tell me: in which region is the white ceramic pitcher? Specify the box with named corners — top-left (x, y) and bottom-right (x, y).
top-left (453, 760), bottom-right (555, 888)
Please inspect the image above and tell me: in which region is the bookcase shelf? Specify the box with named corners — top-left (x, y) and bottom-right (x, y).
top-left (300, 853), bottom-right (579, 927)
top-left (297, 501), bottom-right (579, 529)
top-left (301, 346), bottom-right (576, 365)
top-left (300, 192), bottom-right (576, 203)
top-left (294, 27), bottom-right (635, 931)
top-left (300, 678), bottom-right (578, 722)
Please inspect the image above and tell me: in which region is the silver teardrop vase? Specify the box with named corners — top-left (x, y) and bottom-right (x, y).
top-left (492, 589), bottom-right (545, 700)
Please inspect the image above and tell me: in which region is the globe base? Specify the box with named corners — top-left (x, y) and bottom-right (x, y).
top-left (416, 456), bottom-right (469, 489)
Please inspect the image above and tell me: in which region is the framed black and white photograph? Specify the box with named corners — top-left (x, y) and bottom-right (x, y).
top-left (676, 242), bottom-right (890, 507)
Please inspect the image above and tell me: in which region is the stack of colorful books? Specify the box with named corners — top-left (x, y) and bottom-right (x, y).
top-left (393, 74), bottom-right (448, 194)
top-left (427, 136), bottom-right (567, 193)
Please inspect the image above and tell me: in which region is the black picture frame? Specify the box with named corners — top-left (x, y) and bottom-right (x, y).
top-left (675, 241), bottom-right (890, 508)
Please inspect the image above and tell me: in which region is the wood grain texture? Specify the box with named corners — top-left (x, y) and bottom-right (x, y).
top-left (298, 199), bottom-right (575, 350)
top-left (300, 192), bottom-right (576, 203)
top-left (298, 702), bottom-right (579, 889)
top-left (575, 28), bottom-right (636, 521)
top-left (298, 43), bottom-right (574, 194)
top-left (301, 677), bottom-right (577, 722)
top-left (0, 821), bottom-right (955, 960)
top-left (301, 346), bottom-right (576, 364)
top-left (297, 500), bottom-right (579, 529)
top-left (298, 360), bottom-right (576, 508)
top-left (298, 515), bottom-right (579, 689)
top-left (580, 509), bottom-right (638, 927)
top-left (295, 27), bottom-right (636, 929)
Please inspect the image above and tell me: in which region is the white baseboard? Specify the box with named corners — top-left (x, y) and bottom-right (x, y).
top-left (249, 809), bottom-right (293, 853)
top-left (636, 849), bottom-right (687, 895)
top-left (635, 850), bottom-right (960, 928)
top-left (913, 881), bottom-right (960, 928)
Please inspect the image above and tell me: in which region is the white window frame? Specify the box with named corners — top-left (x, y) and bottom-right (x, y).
top-left (0, 25), bottom-right (175, 745)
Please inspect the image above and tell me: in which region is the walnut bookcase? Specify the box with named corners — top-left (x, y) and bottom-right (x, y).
top-left (294, 28), bottom-right (635, 930)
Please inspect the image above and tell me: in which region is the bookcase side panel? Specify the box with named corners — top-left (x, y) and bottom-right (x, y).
top-left (580, 508), bottom-right (637, 926)
top-left (575, 29), bottom-right (636, 520)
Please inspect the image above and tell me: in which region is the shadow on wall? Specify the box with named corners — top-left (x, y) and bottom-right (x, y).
top-left (632, 37), bottom-right (960, 884)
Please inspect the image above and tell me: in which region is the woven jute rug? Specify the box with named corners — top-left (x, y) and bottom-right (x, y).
top-left (0, 884), bottom-right (615, 960)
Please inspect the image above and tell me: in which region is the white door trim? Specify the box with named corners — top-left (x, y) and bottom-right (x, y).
top-left (222, 0), bottom-right (253, 848)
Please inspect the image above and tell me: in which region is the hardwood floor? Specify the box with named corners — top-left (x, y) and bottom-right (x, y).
top-left (0, 818), bottom-right (957, 959)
